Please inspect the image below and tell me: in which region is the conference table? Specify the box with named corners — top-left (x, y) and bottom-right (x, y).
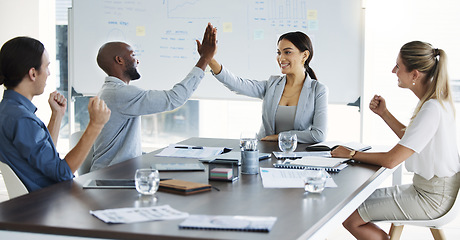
top-left (0, 138), bottom-right (394, 240)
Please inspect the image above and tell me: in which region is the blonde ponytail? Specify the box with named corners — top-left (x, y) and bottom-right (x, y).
top-left (399, 41), bottom-right (455, 124)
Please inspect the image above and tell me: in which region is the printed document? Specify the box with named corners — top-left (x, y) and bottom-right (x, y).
top-left (259, 168), bottom-right (337, 188)
top-left (90, 205), bottom-right (188, 224)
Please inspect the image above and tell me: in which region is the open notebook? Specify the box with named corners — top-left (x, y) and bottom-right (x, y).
top-left (305, 141), bottom-right (371, 152)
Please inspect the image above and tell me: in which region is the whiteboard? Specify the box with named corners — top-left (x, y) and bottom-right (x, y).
top-left (70, 0), bottom-right (363, 104)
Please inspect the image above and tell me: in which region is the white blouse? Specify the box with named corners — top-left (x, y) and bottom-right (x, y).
top-left (399, 99), bottom-right (460, 180)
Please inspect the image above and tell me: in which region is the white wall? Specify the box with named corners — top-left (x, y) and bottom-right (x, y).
top-left (362, 0), bottom-right (460, 146)
top-left (0, 0), bottom-right (56, 124)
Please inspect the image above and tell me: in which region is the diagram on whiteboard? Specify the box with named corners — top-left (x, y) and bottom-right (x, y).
top-left (71, 0), bottom-right (363, 103)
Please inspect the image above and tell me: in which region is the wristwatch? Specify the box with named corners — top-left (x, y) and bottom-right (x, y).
top-left (349, 150), bottom-right (357, 159)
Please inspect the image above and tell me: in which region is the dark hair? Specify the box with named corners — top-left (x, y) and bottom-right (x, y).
top-left (278, 31), bottom-right (317, 80)
top-left (0, 36), bottom-right (45, 89)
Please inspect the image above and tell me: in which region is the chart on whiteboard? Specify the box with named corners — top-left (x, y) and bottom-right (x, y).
top-left (71, 0), bottom-right (363, 103)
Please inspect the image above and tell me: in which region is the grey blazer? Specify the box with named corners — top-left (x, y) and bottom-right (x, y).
top-left (213, 65), bottom-right (328, 143)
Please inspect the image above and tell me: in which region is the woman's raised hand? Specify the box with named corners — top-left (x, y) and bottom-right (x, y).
top-left (369, 94), bottom-right (387, 117)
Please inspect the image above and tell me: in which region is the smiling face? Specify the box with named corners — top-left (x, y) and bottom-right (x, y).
top-left (392, 53), bottom-right (414, 89)
top-left (276, 39), bottom-right (308, 76)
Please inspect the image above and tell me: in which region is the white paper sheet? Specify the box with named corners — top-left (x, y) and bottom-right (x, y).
top-left (259, 168), bottom-right (337, 188)
top-left (90, 205), bottom-right (188, 224)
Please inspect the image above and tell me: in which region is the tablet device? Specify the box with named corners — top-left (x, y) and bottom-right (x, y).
top-left (83, 179), bottom-right (136, 189)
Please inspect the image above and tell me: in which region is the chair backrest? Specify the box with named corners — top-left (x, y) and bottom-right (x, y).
top-left (0, 161), bottom-right (29, 199)
top-left (70, 131), bottom-right (94, 176)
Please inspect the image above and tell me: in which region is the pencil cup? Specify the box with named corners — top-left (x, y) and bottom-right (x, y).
top-left (241, 150), bottom-right (259, 175)
top-left (240, 132), bottom-right (259, 175)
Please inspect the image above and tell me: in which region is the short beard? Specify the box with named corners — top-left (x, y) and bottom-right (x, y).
top-left (124, 66), bottom-right (141, 81)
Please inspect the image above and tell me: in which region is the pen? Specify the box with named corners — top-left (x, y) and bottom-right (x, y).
top-left (174, 146), bottom-right (203, 149)
top-left (259, 155), bottom-right (271, 160)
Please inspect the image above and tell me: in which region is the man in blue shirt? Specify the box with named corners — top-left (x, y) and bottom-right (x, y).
top-left (0, 36), bottom-right (111, 192)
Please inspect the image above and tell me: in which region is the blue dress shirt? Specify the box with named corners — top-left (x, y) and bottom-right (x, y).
top-left (0, 90), bottom-right (73, 192)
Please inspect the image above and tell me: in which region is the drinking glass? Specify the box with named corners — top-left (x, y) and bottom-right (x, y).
top-left (303, 169), bottom-right (327, 193)
top-left (278, 132), bottom-right (297, 153)
top-left (135, 169), bottom-right (160, 195)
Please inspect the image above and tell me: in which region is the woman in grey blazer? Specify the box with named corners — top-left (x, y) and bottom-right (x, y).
top-left (209, 32), bottom-right (328, 143)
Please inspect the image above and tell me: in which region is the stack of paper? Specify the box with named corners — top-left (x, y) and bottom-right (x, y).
top-left (210, 168), bottom-right (233, 180)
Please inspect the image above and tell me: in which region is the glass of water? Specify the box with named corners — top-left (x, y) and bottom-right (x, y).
top-left (278, 132), bottom-right (297, 153)
top-left (135, 169), bottom-right (160, 195)
top-left (303, 169), bottom-right (327, 193)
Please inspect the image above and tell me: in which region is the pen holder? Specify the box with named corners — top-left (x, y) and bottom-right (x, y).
top-left (208, 160), bottom-right (239, 182)
top-left (241, 150), bottom-right (259, 174)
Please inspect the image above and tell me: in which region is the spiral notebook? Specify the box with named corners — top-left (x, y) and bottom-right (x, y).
top-left (179, 215), bottom-right (277, 232)
top-left (273, 156), bottom-right (349, 172)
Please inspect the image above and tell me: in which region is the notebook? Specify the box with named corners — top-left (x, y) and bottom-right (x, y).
top-left (159, 179), bottom-right (211, 195)
top-left (273, 156), bottom-right (349, 172)
top-left (179, 215), bottom-right (277, 232)
top-left (305, 141), bottom-right (372, 152)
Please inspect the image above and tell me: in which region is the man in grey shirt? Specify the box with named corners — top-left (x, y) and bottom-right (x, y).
top-left (90, 23), bottom-right (217, 171)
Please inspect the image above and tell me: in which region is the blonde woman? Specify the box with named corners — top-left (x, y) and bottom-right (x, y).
top-left (332, 41), bottom-right (460, 239)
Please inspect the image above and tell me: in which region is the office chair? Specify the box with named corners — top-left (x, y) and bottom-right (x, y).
top-left (382, 188), bottom-right (460, 240)
top-left (70, 131), bottom-right (94, 175)
top-left (0, 161), bottom-right (29, 199)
